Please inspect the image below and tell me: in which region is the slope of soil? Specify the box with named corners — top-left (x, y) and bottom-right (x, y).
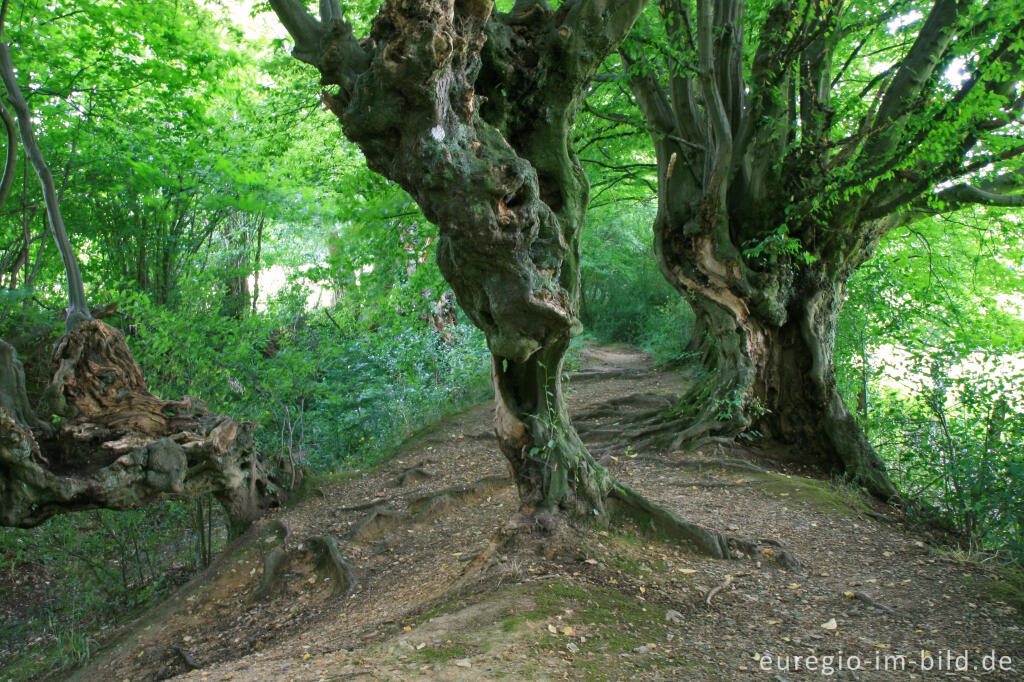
top-left (62, 346), bottom-right (1024, 681)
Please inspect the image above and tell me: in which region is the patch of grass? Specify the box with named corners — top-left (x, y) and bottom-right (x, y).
top-left (409, 642), bottom-right (473, 664)
top-left (497, 579), bottom-right (681, 678)
top-left (416, 594), bottom-right (467, 624)
top-left (601, 535), bottom-right (668, 578)
top-left (747, 472), bottom-right (872, 514)
top-left (0, 618), bottom-right (99, 680)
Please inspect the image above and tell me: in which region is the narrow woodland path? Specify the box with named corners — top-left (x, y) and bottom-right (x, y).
top-left (70, 346), bottom-right (1023, 681)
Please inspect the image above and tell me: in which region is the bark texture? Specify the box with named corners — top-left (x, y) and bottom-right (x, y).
top-left (0, 321), bottom-right (285, 529)
top-left (622, 0), bottom-right (1024, 500)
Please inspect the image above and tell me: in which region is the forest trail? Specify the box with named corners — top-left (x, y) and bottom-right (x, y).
top-left (72, 346), bottom-right (1023, 681)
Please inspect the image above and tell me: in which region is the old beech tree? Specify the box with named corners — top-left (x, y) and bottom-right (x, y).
top-left (619, 0), bottom-right (1024, 498)
top-left (270, 0), bottom-right (750, 555)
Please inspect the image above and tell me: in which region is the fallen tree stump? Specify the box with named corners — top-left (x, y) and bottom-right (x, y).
top-left (0, 320), bottom-right (289, 531)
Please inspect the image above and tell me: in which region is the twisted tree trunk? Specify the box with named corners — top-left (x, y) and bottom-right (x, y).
top-left (270, 0), bottom-right (634, 521)
top-left (618, 0), bottom-right (1023, 501)
top-left (268, 0), bottom-right (749, 555)
top-left (659, 231), bottom-right (896, 499)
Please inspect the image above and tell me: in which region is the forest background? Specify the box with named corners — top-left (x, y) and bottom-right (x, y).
top-left (0, 0), bottom-right (1021, 674)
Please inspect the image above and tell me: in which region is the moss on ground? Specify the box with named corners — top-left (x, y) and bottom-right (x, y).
top-left (984, 566), bottom-right (1024, 613)
top-left (741, 472), bottom-right (872, 515)
top-left (408, 642), bottom-right (474, 664)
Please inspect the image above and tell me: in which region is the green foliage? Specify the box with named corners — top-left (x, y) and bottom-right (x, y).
top-left (837, 208), bottom-right (1024, 561)
top-left (0, 500), bottom-right (221, 675)
top-left (579, 204), bottom-right (695, 365)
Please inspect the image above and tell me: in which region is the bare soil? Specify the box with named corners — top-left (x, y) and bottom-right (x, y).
top-left (46, 346), bottom-right (1024, 680)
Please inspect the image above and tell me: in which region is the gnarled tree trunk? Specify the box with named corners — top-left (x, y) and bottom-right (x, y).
top-left (493, 337), bottom-right (613, 515)
top-left (660, 235), bottom-right (897, 499)
top-left (270, 0), bottom-right (644, 522)
top-left (268, 0), bottom-right (749, 556)
top-left (617, 0), bottom-right (1023, 501)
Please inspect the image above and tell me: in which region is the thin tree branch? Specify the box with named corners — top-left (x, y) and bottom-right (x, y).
top-left (268, 0), bottom-right (325, 66)
top-left (0, 43), bottom-right (90, 328)
top-left (932, 182), bottom-right (1024, 208)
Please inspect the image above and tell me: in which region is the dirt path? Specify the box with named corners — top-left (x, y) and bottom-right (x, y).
top-left (73, 346), bottom-right (1023, 681)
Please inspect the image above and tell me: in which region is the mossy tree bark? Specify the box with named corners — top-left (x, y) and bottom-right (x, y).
top-left (623, 0), bottom-right (1024, 500)
top-left (271, 0), bottom-right (642, 518)
top-left (269, 0), bottom-right (730, 547)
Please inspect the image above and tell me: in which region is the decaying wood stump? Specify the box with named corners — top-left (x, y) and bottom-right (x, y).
top-left (0, 320), bottom-right (287, 530)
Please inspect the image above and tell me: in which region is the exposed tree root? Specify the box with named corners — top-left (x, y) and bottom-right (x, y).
top-left (728, 536), bottom-right (802, 571)
top-left (346, 507), bottom-right (408, 542)
top-left (640, 454), bottom-right (767, 474)
top-left (606, 483), bottom-right (800, 570)
top-left (852, 591), bottom-right (900, 617)
top-left (705, 574), bottom-right (737, 607)
top-left (306, 535), bottom-right (357, 596)
top-left (573, 426), bottom-right (629, 440)
top-left (0, 320), bottom-right (286, 530)
top-left (171, 645), bottom-right (200, 671)
top-left (253, 546), bottom-right (288, 601)
top-left (337, 498), bottom-right (394, 513)
top-left (624, 418), bottom-right (687, 442)
top-left (387, 467), bottom-right (432, 488)
top-left (447, 534), bottom-right (509, 594)
top-left (572, 393), bottom-right (675, 423)
top-left (260, 519), bottom-right (292, 547)
top-left (570, 367), bottom-right (656, 381)
top-left (253, 534), bottom-right (356, 600)
top-left (607, 483), bottom-right (731, 558)
top-left (407, 476), bottom-right (512, 518)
